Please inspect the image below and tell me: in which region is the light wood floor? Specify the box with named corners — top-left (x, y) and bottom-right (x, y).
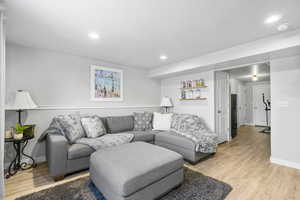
top-left (5, 126), bottom-right (300, 200)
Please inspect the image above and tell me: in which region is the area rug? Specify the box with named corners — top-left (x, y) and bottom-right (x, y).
top-left (16, 168), bottom-right (232, 200)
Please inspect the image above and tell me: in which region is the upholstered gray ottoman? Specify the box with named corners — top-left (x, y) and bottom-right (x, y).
top-left (90, 142), bottom-right (184, 200)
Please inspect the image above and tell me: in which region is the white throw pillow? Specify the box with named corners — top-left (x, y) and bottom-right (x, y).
top-left (152, 112), bottom-right (173, 131)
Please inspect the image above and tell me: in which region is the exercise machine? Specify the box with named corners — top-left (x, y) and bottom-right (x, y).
top-left (262, 93), bottom-right (271, 133)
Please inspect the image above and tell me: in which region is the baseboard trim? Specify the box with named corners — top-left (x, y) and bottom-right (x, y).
top-left (241, 123), bottom-right (255, 126)
top-left (270, 157), bottom-right (300, 170)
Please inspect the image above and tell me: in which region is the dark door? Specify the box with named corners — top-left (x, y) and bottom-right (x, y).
top-left (231, 94), bottom-right (238, 138)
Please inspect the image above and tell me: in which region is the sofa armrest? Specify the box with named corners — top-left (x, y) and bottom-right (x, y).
top-left (46, 133), bottom-right (68, 178)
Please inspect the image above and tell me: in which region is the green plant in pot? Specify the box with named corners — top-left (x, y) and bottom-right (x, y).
top-left (14, 123), bottom-right (31, 140)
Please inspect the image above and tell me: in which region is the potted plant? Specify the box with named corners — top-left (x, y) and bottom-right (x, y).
top-left (23, 124), bottom-right (36, 138)
top-left (13, 123), bottom-right (31, 140)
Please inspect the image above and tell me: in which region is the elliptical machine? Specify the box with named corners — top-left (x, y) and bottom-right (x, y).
top-left (262, 93), bottom-right (271, 133)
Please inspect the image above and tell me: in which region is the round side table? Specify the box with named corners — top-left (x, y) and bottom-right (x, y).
top-left (5, 135), bottom-right (37, 178)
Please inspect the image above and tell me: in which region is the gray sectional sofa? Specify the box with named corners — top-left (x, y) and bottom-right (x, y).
top-left (46, 115), bottom-right (212, 180)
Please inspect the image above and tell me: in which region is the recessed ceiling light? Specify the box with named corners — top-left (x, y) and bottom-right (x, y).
top-left (252, 74), bottom-right (258, 81)
top-left (88, 32), bottom-right (100, 40)
top-left (264, 14), bottom-right (282, 24)
top-left (277, 23), bottom-right (289, 31)
top-left (160, 55), bottom-right (168, 60)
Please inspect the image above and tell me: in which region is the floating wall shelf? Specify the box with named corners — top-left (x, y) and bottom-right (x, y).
top-left (180, 79), bottom-right (207, 100)
top-left (180, 86), bottom-right (208, 90)
top-left (179, 97), bottom-right (207, 101)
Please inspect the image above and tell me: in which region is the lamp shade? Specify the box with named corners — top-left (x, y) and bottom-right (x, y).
top-left (13, 90), bottom-right (38, 110)
top-left (160, 97), bottom-right (173, 107)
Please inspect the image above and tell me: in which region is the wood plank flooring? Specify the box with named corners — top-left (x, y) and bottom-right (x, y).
top-left (5, 126), bottom-right (300, 200)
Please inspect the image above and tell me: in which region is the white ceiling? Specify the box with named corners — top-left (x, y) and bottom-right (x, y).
top-left (5, 0), bottom-right (300, 68)
top-left (225, 63), bottom-right (270, 83)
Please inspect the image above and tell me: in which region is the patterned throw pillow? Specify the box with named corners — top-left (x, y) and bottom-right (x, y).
top-left (170, 113), bottom-right (207, 134)
top-left (144, 112), bottom-right (153, 129)
top-left (133, 112), bottom-right (153, 131)
top-left (81, 115), bottom-right (106, 138)
top-left (55, 113), bottom-right (85, 144)
top-left (170, 113), bottom-right (181, 131)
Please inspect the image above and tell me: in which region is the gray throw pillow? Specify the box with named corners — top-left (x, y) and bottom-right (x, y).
top-left (133, 112), bottom-right (153, 131)
top-left (81, 115), bottom-right (106, 138)
top-left (55, 113), bottom-right (85, 144)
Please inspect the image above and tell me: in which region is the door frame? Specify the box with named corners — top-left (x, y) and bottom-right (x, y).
top-left (0, 9), bottom-right (5, 198)
top-left (214, 61), bottom-right (270, 142)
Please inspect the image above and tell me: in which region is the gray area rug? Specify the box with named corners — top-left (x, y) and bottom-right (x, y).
top-left (17, 168), bottom-right (232, 200)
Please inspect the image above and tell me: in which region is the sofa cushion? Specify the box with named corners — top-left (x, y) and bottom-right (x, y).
top-left (68, 143), bottom-right (94, 160)
top-left (121, 130), bottom-right (155, 142)
top-left (132, 131), bottom-right (154, 142)
top-left (90, 142), bottom-right (183, 197)
top-left (155, 131), bottom-right (197, 151)
top-left (106, 116), bottom-right (134, 133)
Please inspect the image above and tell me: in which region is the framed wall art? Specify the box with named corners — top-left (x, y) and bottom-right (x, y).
top-left (90, 65), bottom-right (123, 101)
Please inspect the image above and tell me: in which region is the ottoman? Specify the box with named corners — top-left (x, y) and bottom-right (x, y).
top-left (90, 142), bottom-right (184, 200)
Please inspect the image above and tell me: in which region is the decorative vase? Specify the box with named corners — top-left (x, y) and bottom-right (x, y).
top-left (14, 133), bottom-right (23, 140)
top-left (5, 129), bottom-right (13, 139)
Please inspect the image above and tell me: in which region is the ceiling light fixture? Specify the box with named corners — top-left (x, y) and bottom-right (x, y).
top-left (252, 74), bottom-right (258, 81)
top-left (160, 55), bottom-right (168, 60)
top-left (264, 14), bottom-right (282, 24)
top-left (88, 32), bottom-right (100, 40)
top-left (277, 23), bottom-right (289, 31)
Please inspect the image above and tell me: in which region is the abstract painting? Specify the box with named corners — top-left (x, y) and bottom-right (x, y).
top-left (90, 65), bottom-right (123, 101)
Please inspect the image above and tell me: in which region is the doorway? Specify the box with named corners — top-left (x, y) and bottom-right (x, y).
top-left (215, 62), bottom-right (271, 142)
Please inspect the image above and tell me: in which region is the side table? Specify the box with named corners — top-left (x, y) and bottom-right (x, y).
top-left (5, 135), bottom-right (37, 178)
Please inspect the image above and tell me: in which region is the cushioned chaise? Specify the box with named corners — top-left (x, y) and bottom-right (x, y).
top-left (155, 131), bottom-right (211, 163)
top-left (90, 142), bottom-right (184, 200)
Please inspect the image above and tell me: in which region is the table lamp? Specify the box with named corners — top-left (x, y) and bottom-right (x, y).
top-left (12, 90), bottom-right (38, 125)
top-left (160, 97), bottom-right (173, 113)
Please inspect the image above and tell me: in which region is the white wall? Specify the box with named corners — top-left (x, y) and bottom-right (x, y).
top-left (6, 43), bottom-right (161, 107)
top-left (161, 71), bottom-right (215, 131)
top-left (230, 79), bottom-right (241, 94)
top-left (4, 43), bottom-right (161, 165)
top-left (270, 54), bottom-right (300, 169)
